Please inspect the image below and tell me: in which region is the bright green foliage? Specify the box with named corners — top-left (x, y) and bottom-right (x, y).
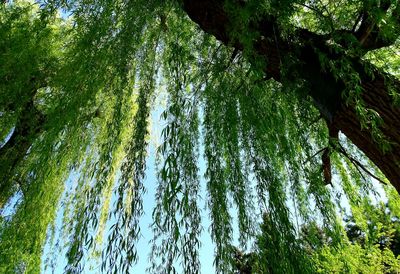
top-left (233, 204), bottom-right (400, 273)
top-left (0, 0), bottom-right (399, 273)
top-left (312, 203), bottom-right (400, 273)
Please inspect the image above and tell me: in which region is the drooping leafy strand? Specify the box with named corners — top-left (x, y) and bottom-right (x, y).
top-left (0, 103), bottom-right (97, 273)
top-left (65, 82), bottom-right (128, 273)
top-left (39, 1), bottom-right (165, 272)
top-left (220, 80), bottom-right (254, 246)
top-left (237, 84), bottom-right (313, 273)
top-left (203, 91), bottom-right (233, 273)
top-left (150, 14), bottom-right (203, 273)
top-left (103, 29), bottom-right (160, 274)
top-left (0, 157), bottom-right (69, 273)
top-left (0, 2), bottom-right (64, 208)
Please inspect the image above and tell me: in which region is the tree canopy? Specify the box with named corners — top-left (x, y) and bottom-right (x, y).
top-left (0, 0), bottom-right (400, 273)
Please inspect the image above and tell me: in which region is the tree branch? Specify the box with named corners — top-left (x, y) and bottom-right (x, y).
top-left (0, 99), bottom-right (46, 208)
top-left (337, 143), bottom-right (387, 185)
top-left (353, 0), bottom-right (399, 51)
top-left (181, 0), bottom-right (400, 192)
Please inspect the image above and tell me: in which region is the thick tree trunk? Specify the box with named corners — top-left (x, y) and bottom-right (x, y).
top-left (182, 0), bottom-right (400, 192)
top-left (333, 73), bottom-right (400, 188)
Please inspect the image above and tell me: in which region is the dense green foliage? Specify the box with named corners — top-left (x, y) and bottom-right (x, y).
top-left (0, 0), bottom-right (399, 273)
top-left (233, 201), bottom-right (400, 273)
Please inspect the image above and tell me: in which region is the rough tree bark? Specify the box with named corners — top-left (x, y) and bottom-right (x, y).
top-left (182, 0), bottom-right (400, 192)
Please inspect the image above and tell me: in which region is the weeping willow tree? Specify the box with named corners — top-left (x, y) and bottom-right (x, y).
top-left (1, 0), bottom-right (400, 273)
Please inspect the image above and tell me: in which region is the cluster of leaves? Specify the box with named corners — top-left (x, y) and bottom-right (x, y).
top-left (311, 202), bottom-right (400, 273)
top-left (0, 0), bottom-right (399, 273)
top-left (233, 202), bottom-right (400, 273)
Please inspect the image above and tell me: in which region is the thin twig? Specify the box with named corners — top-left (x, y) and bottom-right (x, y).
top-left (337, 143), bottom-right (387, 185)
top-left (303, 147), bottom-right (327, 165)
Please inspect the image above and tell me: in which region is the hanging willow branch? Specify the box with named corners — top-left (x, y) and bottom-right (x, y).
top-left (1, 1), bottom-right (400, 273)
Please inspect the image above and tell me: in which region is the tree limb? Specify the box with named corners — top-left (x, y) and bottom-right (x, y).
top-left (181, 0), bottom-right (400, 192)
